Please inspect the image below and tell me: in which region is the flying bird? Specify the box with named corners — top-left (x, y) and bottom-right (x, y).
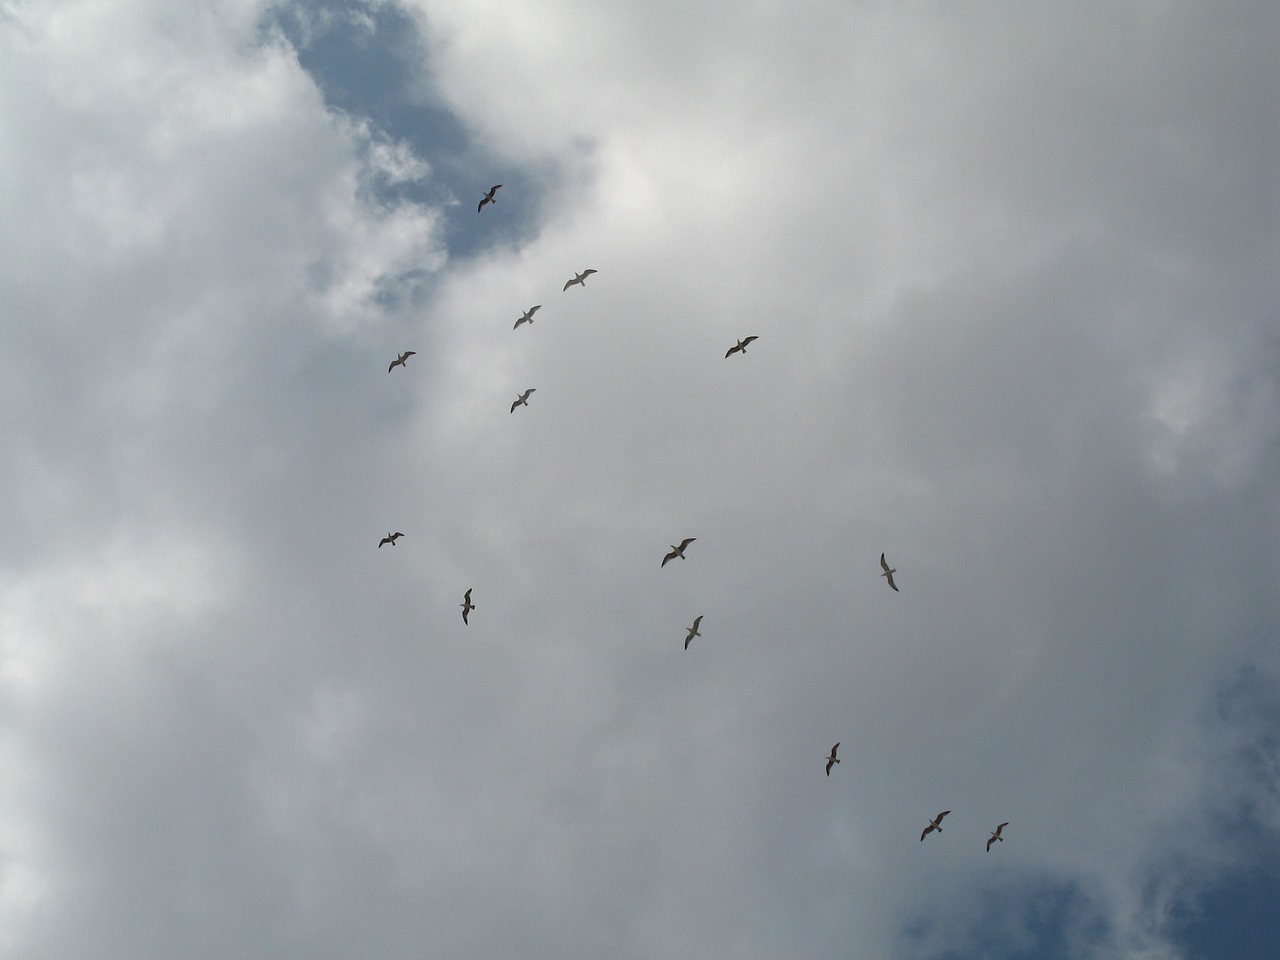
top-left (563, 269), bottom-right (597, 291)
top-left (513, 305), bottom-right (542, 330)
top-left (825, 742), bottom-right (840, 776)
top-left (388, 351), bottom-right (416, 372)
top-left (920, 810), bottom-right (950, 841)
top-left (986, 822), bottom-right (1009, 852)
top-left (477, 184), bottom-right (502, 212)
top-left (461, 588), bottom-right (475, 625)
top-left (378, 532), bottom-right (404, 548)
top-left (661, 538), bottom-right (696, 567)
top-left (684, 615), bottom-right (703, 650)
top-left (880, 553), bottom-right (899, 592)
top-left (510, 388), bottom-right (536, 413)
top-left (724, 336), bottom-right (759, 358)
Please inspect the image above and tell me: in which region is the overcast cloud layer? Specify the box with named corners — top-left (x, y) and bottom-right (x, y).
top-left (2, 1), bottom-right (1278, 958)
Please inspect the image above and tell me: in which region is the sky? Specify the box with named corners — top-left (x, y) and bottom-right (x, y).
top-left (1, 1), bottom-right (1278, 958)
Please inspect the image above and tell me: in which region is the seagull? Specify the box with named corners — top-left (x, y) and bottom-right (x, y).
top-left (388, 351), bottom-right (416, 372)
top-left (880, 553), bottom-right (899, 592)
top-left (460, 588), bottom-right (475, 625)
top-left (477, 184), bottom-right (502, 212)
top-left (510, 388), bottom-right (536, 413)
top-left (986, 822), bottom-right (1009, 852)
top-left (724, 336), bottom-right (759, 358)
top-left (378, 532), bottom-right (404, 548)
top-left (513, 305), bottom-right (542, 330)
top-left (825, 742), bottom-right (840, 776)
top-left (684, 615), bottom-right (703, 650)
top-left (920, 810), bottom-right (950, 841)
top-left (563, 269), bottom-right (597, 291)
top-left (661, 537), bottom-right (696, 567)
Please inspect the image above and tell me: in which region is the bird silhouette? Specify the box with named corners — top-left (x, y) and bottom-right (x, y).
top-left (920, 810), bottom-right (950, 841)
top-left (880, 553), bottom-right (899, 592)
top-left (388, 351), bottom-right (416, 372)
top-left (510, 388), bottom-right (536, 413)
top-left (825, 742), bottom-right (840, 776)
top-left (378, 532), bottom-right (404, 548)
top-left (563, 269), bottom-right (597, 291)
top-left (478, 184), bottom-right (502, 212)
top-left (724, 336), bottom-right (759, 358)
top-left (662, 538), bottom-right (696, 567)
top-left (986, 822), bottom-right (1009, 852)
top-left (513, 305), bottom-right (542, 330)
top-left (684, 615), bottom-right (703, 650)
top-left (461, 588), bottom-right (475, 625)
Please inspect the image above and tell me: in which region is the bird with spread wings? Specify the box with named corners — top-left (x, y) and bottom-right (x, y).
top-left (986, 822), bottom-right (1009, 852)
top-left (563, 269), bottom-right (597, 291)
top-left (684, 616), bottom-right (703, 650)
top-left (920, 810), bottom-right (950, 841)
top-left (510, 388), bottom-right (536, 413)
top-left (880, 553), bottom-right (899, 592)
top-left (388, 351), bottom-right (416, 372)
top-left (662, 538), bottom-right (696, 567)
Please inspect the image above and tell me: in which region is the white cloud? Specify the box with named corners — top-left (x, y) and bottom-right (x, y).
top-left (1, 1), bottom-right (1277, 959)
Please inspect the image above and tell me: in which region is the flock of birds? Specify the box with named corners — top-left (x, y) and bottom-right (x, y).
top-left (381, 182), bottom-right (1010, 854)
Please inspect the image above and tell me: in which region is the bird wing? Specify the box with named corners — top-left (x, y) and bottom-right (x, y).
top-left (405, 351), bottom-right (416, 359)
top-left (388, 359), bottom-right (398, 372)
top-left (661, 550), bottom-right (676, 567)
top-left (529, 305), bottom-right (541, 316)
top-left (679, 538), bottom-right (696, 550)
top-left (880, 553), bottom-right (891, 573)
top-left (692, 616), bottom-right (702, 630)
top-left (462, 607), bottom-right (469, 624)
top-left (490, 184), bottom-right (502, 193)
top-left (986, 836), bottom-right (994, 851)
top-left (921, 826), bottom-right (933, 841)
top-left (825, 759), bottom-right (834, 775)
top-left (886, 571), bottom-right (898, 591)
top-left (724, 345), bottom-right (738, 358)
top-left (831, 742), bottom-right (840, 759)
top-left (563, 277), bottom-right (576, 291)
top-left (743, 336), bottom-right (758, 346)
top-left (936, 810), bottom-right (950, 823)
top-left (510, 398), bottom-right (520, 413)
top-left (583, 269), bottom-right (597, 278)
top-left (378, 537), bottom-right (389, 547)
top-left (464, 588), bottom-right (472, 603)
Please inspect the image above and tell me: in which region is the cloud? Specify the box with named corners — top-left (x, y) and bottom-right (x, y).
top-left (1, 1), bottom-right (1278, 959)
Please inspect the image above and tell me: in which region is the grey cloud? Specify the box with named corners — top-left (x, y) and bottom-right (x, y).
top-left (1, 2), bottom-right (1278, 959)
